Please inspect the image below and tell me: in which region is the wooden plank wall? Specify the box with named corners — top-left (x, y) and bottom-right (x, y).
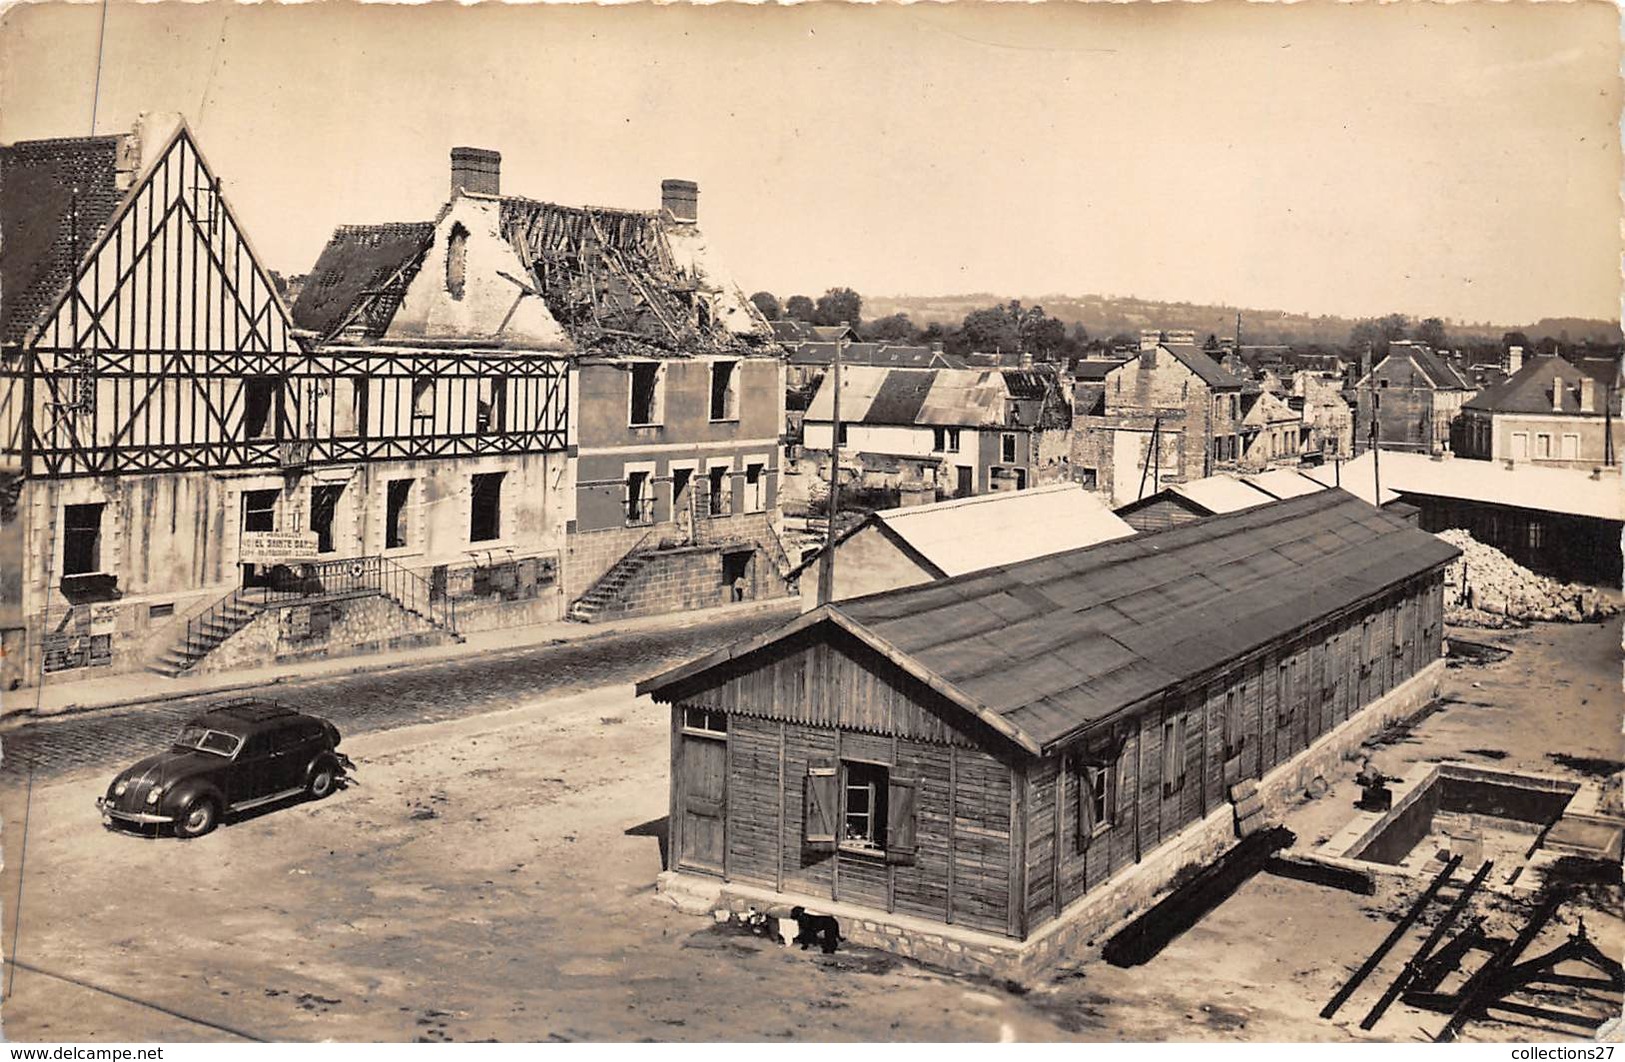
top-left (1031, 572), bottom-right (1446, 936)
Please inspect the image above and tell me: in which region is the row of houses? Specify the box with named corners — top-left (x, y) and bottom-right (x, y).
top-left (0, 116), bottom-right (794, 688)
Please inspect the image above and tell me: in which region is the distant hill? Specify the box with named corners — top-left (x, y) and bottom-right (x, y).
top-left (861, 293), bottom-right (1619, 348)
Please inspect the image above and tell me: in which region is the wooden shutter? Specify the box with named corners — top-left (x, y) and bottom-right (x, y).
top-left (885, 776), bottom-right (918, 865)
top-left (1075, 763), bottom-right (1096, 848)
top-left (803, 764), bottom-right (838, 850)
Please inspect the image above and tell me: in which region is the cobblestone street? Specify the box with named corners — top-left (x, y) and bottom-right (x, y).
top-left (0, 609), bottom-right (783, 779)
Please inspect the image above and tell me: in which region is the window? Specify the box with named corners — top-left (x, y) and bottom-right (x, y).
top-left (1535, 433), bottom-right (1552, 460)
top-left (385, 479), bottom-right (412, 550)
top-left (1561, 433), bottom-right (1580, 461)
top-left (1079, 467), bottom-right (1098, 490)
top-left (1511, 432), bottom-right (1529, 460)
top-left (148, 602), bottom-right (175, 621)
top-left (310, 485), bottom-right (343, 554)
top-left (412, 378), bottom-right (435, 422)
top-left (243, 377), bottom-right (277, 440)
top-left (477, 377), bottom-right (508, 434)
top-left (1002, 433), bottom-right (1018, 463)
top-left (445, 223), bottom-right (468, 300)
top-left (743, 463), bottom-right (766, 513)
top-left (932, 427), bottom-right (961, 453)
top-left (626, 470), bottom-right (654, 525)
top-left (629, 363), bottom-right (663, 426)
top-left (1162, 715), bottom-right (1189, 796)
top-left (1073, 753), bottom-right (1116, 850)
top-left (62, 503), bottom-right (104, 576)
top-left (1276, 659), bottom-right (1297, 728)
top-left (709, 360), bottom-right (738, 421)
top-left (682, 706), bottom-right (726, 735)
top-left (470, 472), bottom-right (504, 542)
top-left (672, 466), bottom-right (694, 516)
top-left (242, 489), bottom-right (278, 533)
top-left (1223, 687), bottom-right (1246, 760)
top-left (842, 761), bottom-right (888, 852)
top-left (340, 376), bottom-right (368, 437)
top-left (706, 465), bottom-right (729, 517)
top-left (836, 423), bottom-right (849, 446)
top-left (1528, 520), bottom-right (1544, 549)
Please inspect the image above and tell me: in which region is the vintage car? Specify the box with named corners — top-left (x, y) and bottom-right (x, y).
top-left (97, 699), bottom-right (354, 838)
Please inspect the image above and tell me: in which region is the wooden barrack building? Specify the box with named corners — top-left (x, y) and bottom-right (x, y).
top-left (639, 490), bottom-right (1459, 966)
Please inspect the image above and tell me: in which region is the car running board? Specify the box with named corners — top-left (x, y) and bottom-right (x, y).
top-left (229, 786), bottom-right (308, 813)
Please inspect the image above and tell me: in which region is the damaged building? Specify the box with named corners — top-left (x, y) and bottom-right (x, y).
top-left (0, 117), bottom-right (562, 686)
top-left (295, 150), bottom-right (793, 627)
top-left (639, 490), bottom-right (1458, 976)
top-left (800, 364), bottom-right (1073, 505)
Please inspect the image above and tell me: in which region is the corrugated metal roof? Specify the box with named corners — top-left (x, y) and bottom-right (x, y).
top-left (642, 491), bottom-right (1459, 756)
top-left (873, 484), bottom-right (1135, 577)
top-left (864, 368), bottom-right (936, 424)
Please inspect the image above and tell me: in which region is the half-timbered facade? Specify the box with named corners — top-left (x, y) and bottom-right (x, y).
top-left (1, 117), bottom-right (570, 686)
top-left (640, 491), bottom-right (1458, 973)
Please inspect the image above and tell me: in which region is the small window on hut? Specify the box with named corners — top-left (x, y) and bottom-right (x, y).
top-left (1072, 754), bottom-right (1115, 851)
top-left (1162, 716), bottom-right (1189, 796)
top-left (1222, 689), bottom-right (1246, 761)
top-left (802, 760), bottom-right (916, 865)
top-left (681, 707), bottom-right (726, 736)
top-left (1276, 660), bottom-right (1296, 728)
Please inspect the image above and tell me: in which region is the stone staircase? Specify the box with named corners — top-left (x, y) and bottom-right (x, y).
top-left (567, 550), bottom-right (654, 624)
top-left (147, 589), bottom-right (264, 676)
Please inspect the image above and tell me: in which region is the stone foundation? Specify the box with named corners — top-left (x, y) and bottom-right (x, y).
top-left (658, 658), bottom-right (1447, 980)
top-left (196, 593), bottom-right (457, 674)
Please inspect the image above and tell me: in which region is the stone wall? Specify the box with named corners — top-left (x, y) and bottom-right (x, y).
top-left (195, 593), bottom-right (455, 675)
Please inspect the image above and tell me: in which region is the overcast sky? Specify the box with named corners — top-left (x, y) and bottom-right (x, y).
top-left (2, 1), bottom-right (1619, 326)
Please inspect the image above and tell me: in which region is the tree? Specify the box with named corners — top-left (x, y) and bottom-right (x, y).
top-left (947, 300), bottom-right (1069, 359)
top-left (812, 287), bottom-right (862, 328)
top-left (749, 291), bottom-right (781, 321)
top-left (784, 295), bottom-right (815, 322)
top-left (862, 313), bottom-right (917, 342)
top-left (1501, 331), bottom-right (1532, 351)
top-left (1414, 317), bottom-right (1447, 350)
top-left (1349, 314), bottom-right (1410, 359)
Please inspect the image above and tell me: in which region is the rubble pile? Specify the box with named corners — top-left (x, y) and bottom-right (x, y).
top-left (1438, 529), bottom-right (1620, 627)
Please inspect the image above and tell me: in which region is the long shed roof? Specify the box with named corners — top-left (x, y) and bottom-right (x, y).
top-left (641, 490), bottom-right (1458, 756)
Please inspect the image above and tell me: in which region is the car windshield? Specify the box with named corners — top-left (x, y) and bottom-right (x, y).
top-left (174, 725), bottom-right (243, 758)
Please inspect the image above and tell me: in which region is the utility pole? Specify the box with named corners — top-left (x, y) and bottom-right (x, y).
top-left (816, 325), bottom-right (847, 606)
top-left (1368, 343), bottom-right (1382, 506)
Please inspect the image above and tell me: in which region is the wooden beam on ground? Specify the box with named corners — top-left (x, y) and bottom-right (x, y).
top-left (1321, 855), bottom-right (1462, 1021)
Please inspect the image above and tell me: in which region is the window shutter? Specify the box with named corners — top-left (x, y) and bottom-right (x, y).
top-left (1075, 764), bottom-right (1095, 848)
top-left (885, 776), bottom-right (918, 865)
top-left (803, 764), bottom-right (838, 851)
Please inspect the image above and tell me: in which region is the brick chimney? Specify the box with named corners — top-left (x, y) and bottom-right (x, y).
top-left (661, 179), bottom-right (698, 223)
top-left (1580, 376), bottom-right (1597, 413)
top-left (1508, 345), bottom-right (1524, 374)
top-left (451, 147), bottom-right (501, 198)
top-left (1552, 375), bottom-right (1564, 412)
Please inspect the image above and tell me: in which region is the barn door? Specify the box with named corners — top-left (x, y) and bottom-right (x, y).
top-left (679, 731), bottom-right (727, 873)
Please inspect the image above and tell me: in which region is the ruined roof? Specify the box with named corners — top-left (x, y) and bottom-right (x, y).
top-left (1071, 359), bottom-right (1125, 381)
top-left (805, 365), bottom-right (1013, 428)
top-left (298, 187), bottom-right (773, 356)
top-left (290, 222), bottom-right (434, 338)
top-left (0, 135), bottom-right (129, 344)
top-left (787, 342), bottom-right (966, 370)
top-left (642, 491), bottom-right (1459, 755)
top-left (1461, 355), bottom-right (1622, 417)
top-left (1377, 343), bottom-right (1471, 390)
top-left (771, 319), bottom-right (816, 342)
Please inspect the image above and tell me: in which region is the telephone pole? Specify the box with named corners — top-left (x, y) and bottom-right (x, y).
top-left (816, 326), bottom-right (848, 606)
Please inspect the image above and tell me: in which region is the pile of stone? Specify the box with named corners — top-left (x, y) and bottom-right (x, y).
top-left (1438, 528), bottom-right (1620, 627)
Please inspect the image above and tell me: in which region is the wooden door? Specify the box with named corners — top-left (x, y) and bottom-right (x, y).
top-left (679, 733), bottom-right (727, 873)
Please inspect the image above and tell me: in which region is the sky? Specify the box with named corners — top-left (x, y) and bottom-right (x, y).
top-left (1, 1), bottom-right (1620, 327)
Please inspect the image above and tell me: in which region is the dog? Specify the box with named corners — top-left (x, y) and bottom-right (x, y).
top-left (789, 906), bottom-right (842, 954)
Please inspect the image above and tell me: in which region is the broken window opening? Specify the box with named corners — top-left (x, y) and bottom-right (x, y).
top-left (706, 465), bottom-right (729, 517)
top-left (682, 706), bottom-right (727, 736)
top-left (630, 363), bottom-right (662, 426)
top-left (242, 489), bottom-right (279, 534)
top-left (477, 377), bottom-right (508, 434)
top-left (709, 360), bottom-right (738, 421)
top-left (470, 472), bottom-right (504, 543)
top-left (243, 377), bottom-right (277, 440)
top-left (1002, 433), bottom-right (1018, 464)
top-left (743, 463), bottom-right (766, 513)
top-left (62, 503), bottom-right (104, 576)
top-left (412, 378), bottom-right (435, 422)
top-left (385, 479), bottom-right (412, 550)
top-left (310, 485), bottom-right (344, 555)
top-left (446, 223), bottom-right (468, 301)
top-left (626, 470), bottom-right (654, 526)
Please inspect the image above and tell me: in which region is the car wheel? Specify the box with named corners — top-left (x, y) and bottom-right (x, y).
top-left (307, 761), bottom-right (337, 800)
top-left (174, 798), bottom-right (218, 839)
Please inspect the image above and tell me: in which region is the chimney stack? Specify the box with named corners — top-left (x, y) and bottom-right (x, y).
top-left (1552, 377), bottom-right (1564, 412)
top-left (451, 147), bottom-right (501, 198)
top-left (1508, 345), bottom-right (1524, 375)
top-left (661, 179), bottom-right (698, 223)
top-left (930, 341), bottom-right (944, 354)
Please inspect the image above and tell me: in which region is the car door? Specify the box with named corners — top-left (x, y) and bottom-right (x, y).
top-left (264, 724), bottom-right (310, 794)
top-left (228, 733), bottom-right (276, 805)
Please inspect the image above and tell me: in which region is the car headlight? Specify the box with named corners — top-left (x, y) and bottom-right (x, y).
top-left (114, 781), bottom-right (128, 796)
top-left (146, 787), bottom-right (164, 805)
